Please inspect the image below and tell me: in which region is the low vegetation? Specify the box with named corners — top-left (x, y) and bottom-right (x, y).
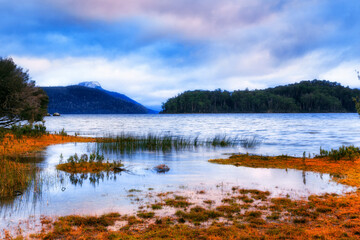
top-left (209, 145), bottom-right (360, 188)
top-left (0, 133), bottom-right (94, 158)
top-left (96, 133), bottom-right (261, 153)
top-left (0, 158), bottom-right (34, 199)
top-left (28, 185), bottom-right (360, 239)
top-left (3, 128), bottom-right (360, 239)
top-left (164, 195), bottom-right (192, 208)
top-left (316, 145), bottom-right (360, 161)
top-left (56, 153), bottom-right (123, 174)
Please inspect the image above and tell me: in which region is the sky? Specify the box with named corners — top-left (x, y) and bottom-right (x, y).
top-left (1, 0), bottom-right (360, 110)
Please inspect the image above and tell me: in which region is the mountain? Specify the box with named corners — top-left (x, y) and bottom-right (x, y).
top-left (42, 83), bottom-right (155, 114)
top-left (78, 81), bottom-right (102, 89)
top-left (161, 80), bottom-right (360, 113)
top-left (78, 81), bottom-right (157, 113)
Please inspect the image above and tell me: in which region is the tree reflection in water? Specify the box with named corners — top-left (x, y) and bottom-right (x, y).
top-left (63, 171), bottom-right (121, 187)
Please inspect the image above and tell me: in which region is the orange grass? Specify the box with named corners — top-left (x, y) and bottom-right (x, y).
top-left (4, 139), bottom-right (360, 239)
top-left (0, 133), bottom-right (95, 158)
top-left (29, 190), bottom-right (360, 239)
top-left (209, 153), bottom-right (360, 187)
top-left (56, 161), bottom-right (123, 174)
top-left (0, 159), bottom-right (32, 198)
top-left (29, 153), bottom-right (360, 239)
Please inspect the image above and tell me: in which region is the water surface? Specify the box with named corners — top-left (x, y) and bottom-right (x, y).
top-left (44, 113), bottom-right (360, 156)
top-left (2, 113), bottom-right (360, 234)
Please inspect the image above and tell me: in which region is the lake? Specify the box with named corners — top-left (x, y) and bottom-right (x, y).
top-left (1, 113), bottom-right (360, 234)
top-left (45, 113), bottom-right (360, 156)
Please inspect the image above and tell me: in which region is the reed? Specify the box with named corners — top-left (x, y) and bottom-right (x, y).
top-left (315, 145), bottom-right (360, 161)
top-left (239, 136), bottom-right (262, 149)
top-left (95, 133), bottom-right (250, 153)
top-left (0, 158), bottom-right (35, 199)
top-left (56, 153), bottom-right (123, 174)
top-left (0, 123), bottom-right (47, 140)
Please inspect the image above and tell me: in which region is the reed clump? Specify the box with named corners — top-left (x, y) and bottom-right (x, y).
top-left (56, 153), bottom-right (123, 174)
top-left (316, 145), bottom-right (360, 161)
top-left (96, 133), bottom-right (258, 153)
top-left (0, 158), bottom-right (34, 199)
top-left (0, 123), bottom-right (47, 140)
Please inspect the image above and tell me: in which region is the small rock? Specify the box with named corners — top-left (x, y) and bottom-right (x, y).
top-left (154, 164), bottom-right (170, 173)
top-left (53, 112), bottom-right (61, 116)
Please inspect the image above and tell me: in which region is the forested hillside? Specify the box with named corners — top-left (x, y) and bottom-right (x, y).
top-left (42, 86), bottom-right (151, 114)
top-left (161, 80), bottom-right (360, 113)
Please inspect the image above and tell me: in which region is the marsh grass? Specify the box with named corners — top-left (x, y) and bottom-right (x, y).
top-left (96, 133), bottom-right (260, 153)
top-left (0, 158), bottom-right (35, 199)
top-left (56, 153), bottom-right (123, 174)
top-left (175, 206), bottom-right (223, 223)
top-left (164, 196), bottom-right (192, 208)
top-left (316, 145), bottom-right (360, 161)
top-left (0, 123), bottom-right (47, 140)
top-left (239, 136), bottom-right (262, 149)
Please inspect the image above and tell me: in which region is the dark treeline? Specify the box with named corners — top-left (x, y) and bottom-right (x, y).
top-left (161, 80), bottom-right (360, 113)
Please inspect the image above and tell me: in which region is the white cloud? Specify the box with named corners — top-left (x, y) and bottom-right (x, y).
top-left (320, 61), bottom-right (360, 88)
top-left (49, 0), bottom-right (290, 38)
top-left (12, 46), bottom-right (360, 108)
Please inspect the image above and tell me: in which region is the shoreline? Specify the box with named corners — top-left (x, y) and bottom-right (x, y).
top-left (1, 134), bottom-right (360, 239)
top-left (0, 134), bottom-right (96, 158)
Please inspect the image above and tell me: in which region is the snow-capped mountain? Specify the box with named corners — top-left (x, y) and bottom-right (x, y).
top-left (78, 81), bottom-right (102, 89)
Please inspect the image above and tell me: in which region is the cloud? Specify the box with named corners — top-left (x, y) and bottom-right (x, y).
top-left (13, 46), bottom-right (360, 108)
top-left (47, 0), bottom-right (290, 39)
top-left (2, 0), bottom-right (360, 108)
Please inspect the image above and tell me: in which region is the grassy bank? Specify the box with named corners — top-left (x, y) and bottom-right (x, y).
top-left (0, 133), bottom-right (95, 158)
top-left (56, 153), bottom-right (123, 174)
top-left (209, 147), bottom-right (360, 187)
top-left (0, 132), bottom-right (95, 208)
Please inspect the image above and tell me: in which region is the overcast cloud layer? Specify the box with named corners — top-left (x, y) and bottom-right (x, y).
top-left (1, 0), bottom-right (360, 109)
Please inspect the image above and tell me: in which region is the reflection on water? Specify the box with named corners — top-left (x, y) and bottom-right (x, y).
top-left (62, 171), bottom-right (122, 187)
top-left (1, 141), bottom-right (355, 234)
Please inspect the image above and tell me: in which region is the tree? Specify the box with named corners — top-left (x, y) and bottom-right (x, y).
top-left (0, 57), bottom-right (48, 127)
top-left (353, 97), bottom-right (360, 115)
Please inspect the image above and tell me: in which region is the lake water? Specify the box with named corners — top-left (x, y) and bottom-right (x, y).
top-left (45, 113), bottom-right (360, 156)
top-left (1, 113), bottom-right (360, 234)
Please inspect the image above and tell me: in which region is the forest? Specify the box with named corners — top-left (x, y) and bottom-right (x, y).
top-left (161, 80), bottom-right (360, 113)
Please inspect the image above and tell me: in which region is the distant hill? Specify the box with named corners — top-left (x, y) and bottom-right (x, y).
top-left (78, 81), bottom-right (141, 106)
top-left (42, 83), bottom-right (155, 114)
top-left (161, 80), bottom-right (360, 113)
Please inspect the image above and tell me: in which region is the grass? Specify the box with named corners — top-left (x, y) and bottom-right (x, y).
top-left (209, 145), bottom-right (360, 187)
top-left (164, 196), bottom-right (192, 208)
top-left (151, 203), bottom-right (163, 210)
top-left (316, 145), bottom-right (360, 161)
top-left (20, 185), bottom-right (360, 239)
top-left (0, 133), bottom-right (95, 158)
top-left (0, 158), bottom-right (34, 199)
top-left (4, 132), bottom-right (360, 239)
top-left (0, 123), bottom-right (47, 141)
top-left (175, 206), bottom-right (223, 223)
top-left (56, 153), bottom-right (123, 174)
top-left (239, 136), bottom-right (262, 149)
top-left (95, 133), bottom-right (258, 153)
top-left (137, 211), bottom-right (155, 219)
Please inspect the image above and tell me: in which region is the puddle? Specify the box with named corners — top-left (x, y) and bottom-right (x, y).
top-left (0, 142), bottom-right (356, 235)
